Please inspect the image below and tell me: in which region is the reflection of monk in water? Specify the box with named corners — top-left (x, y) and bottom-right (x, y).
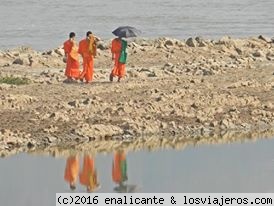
top-left (112, 150), bottom-right (137, 193)
top-left (64, 155), bottom-right (79, 190)
top-left (79, 155), bottom-right (100, 192)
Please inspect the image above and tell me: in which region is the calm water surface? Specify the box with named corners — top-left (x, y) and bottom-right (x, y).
top-left (1, 137), bottom-right (274, 206)
top-left (0, 0), bottom-right (273, 50)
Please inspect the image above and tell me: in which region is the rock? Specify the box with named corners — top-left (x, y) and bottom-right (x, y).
top-left (240, 123), bottom-right (251, 129)
top-left (3, 63), bottom-right (10, 67)
top-left (164, 62), bottom-right (173, 67)
top-left (43, 125), bottom-right (58, 133)
top-left (43, 50), bottom-right (59, 57)
top-left (221, 119), bottom-right (230, 128)
top-left (147, 71), bottom-right (157, 77)
top-left (156, 42), bottom-right (165, 49)
top-left (127, 70), bottom-right (140, 78)
top-left (160, 122), bottom-right (168, 129)
top-left (210, 121), bottom-right (219, 127)
top-left (169, 121), bottom-right (177, 128)
top-left (75, 124), bottom-right (124, 139)
top-left (164, 39), bottom-right (174, 47)
top-left (49, 112), bottom-right (69, 122)
top-left (0, 83), bottom-right (15, 90)
top-left (54, 48), bottom-right (64, 56)
top-left (235, 47), bottom-right (243, 55)
top-left (140, 41), bottom-right (150, 47)
top-left (198, 41), bottom-right (207, 47)
top-left (258, 35), bottom-right (272, 43)
top-left (68, 100), bottom-right (80, 107)
top-left (139, 68), bottom-right (152, 73)
top-left (219, 36), bottom-right (231, 43)
top-left (97, 41), bottom-right (109, 50)
top-left (82, 98), bottom-right (92, 105)
top-left (195, 37), bottom-right (207, 47)
top-left (27, 142), bottom-right (35, 149)
top-left (12, 58), bottom-right (24, 65)
top-left (46, 136), bottom-right (57, 143)
top-left (186, 37), bottom-right (197, 47)
top-left (252, 50), bottom-right (264, 58)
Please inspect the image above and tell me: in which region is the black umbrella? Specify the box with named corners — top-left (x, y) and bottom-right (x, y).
top-left (112, 26), bottom-right (141, 38)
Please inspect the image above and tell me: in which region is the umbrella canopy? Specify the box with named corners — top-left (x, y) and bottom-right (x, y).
top-left (112, 26), bottom-right (141, 38)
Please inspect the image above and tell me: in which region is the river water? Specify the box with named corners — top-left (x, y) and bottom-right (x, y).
top-left (1, 137), bottom-right (274, 206)
top-left (0, 0), bottom-right (273, 50)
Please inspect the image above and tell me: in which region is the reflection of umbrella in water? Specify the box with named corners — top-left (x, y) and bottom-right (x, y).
top-left (112, 26), bottom-right (141, 38)
top-left (112, 150), bottom-right (137, 193)
top-left (114, 183), bottom-right (138, 193)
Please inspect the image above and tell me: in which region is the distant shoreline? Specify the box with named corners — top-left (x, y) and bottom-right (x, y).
top-left (0, 34), bottom-right (273, 51)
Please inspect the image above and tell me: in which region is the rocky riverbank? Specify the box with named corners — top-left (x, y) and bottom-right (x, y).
top-left (0, 35), bottom-right (274, 157)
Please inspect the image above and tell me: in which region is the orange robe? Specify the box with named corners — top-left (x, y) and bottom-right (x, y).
top-left (79, 155), bottom-right (99, 191)
top-left (64, 156), bottom-right (79, 185)
top-left (111, 38), bottom-right (126, 78)
top-left (78, 39), bottom-right (95, 82)
top-left (112, 151), bottom-right (127, 184)
top-left (63, 40), bottom-right (80, 79)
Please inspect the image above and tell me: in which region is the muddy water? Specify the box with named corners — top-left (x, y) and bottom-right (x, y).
top-left (1, 0), bottom-right (273, 50)
top-left (1, 137), bottom-right (274, 206)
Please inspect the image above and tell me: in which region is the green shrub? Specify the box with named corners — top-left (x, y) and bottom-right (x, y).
top-left (0, 76), bottom-right (30, 85)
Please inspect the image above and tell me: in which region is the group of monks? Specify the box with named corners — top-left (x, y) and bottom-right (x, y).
top-left (63, 31), bottom-right (126, 83)
top-left (64, 151), bottom-right (128, 192)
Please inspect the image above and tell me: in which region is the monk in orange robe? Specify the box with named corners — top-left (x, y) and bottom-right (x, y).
top-left (64, 155), bottom-right (79, 190)
top-left (78, 31), bottom-right (98, 83)
top-left (63, 32), bottom-right (80, 82)
top-left (79, 154), bottom-right (100, 192)
top-left (110, 38), bottom-right (126, 82)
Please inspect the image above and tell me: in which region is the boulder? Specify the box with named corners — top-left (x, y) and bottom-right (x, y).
top-left (97, 41), bottom-right (109, 50)
top-left (218, 36), bottom-right (235, 47)
top-left (195, 37), bottom-right (207, 47)
top-left (12, 58), bottom-right (24, 65)
top-left (186, 37), bottom-right (197, 47)
top-left (258, 35), bottom-right (272, 43)
top-left (164, 39), bottom-right (174, 47)
top-left (54, 48), bottom-right (64, 56)
top-left (252, 50), bottom-right (264, 58)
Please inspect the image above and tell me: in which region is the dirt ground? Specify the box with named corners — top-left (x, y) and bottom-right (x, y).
top-left (0, 36), bottom-right (273, 157)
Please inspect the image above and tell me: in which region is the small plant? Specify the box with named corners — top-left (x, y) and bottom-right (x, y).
top-left (0, 76), bottom-right (30, 85)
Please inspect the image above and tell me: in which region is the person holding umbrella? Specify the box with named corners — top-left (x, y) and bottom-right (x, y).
top-left (110, 26), bottom-right (141, 82)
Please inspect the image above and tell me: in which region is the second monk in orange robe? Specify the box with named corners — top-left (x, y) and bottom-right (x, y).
top-left (78, 31), bottom-right (98, 83)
